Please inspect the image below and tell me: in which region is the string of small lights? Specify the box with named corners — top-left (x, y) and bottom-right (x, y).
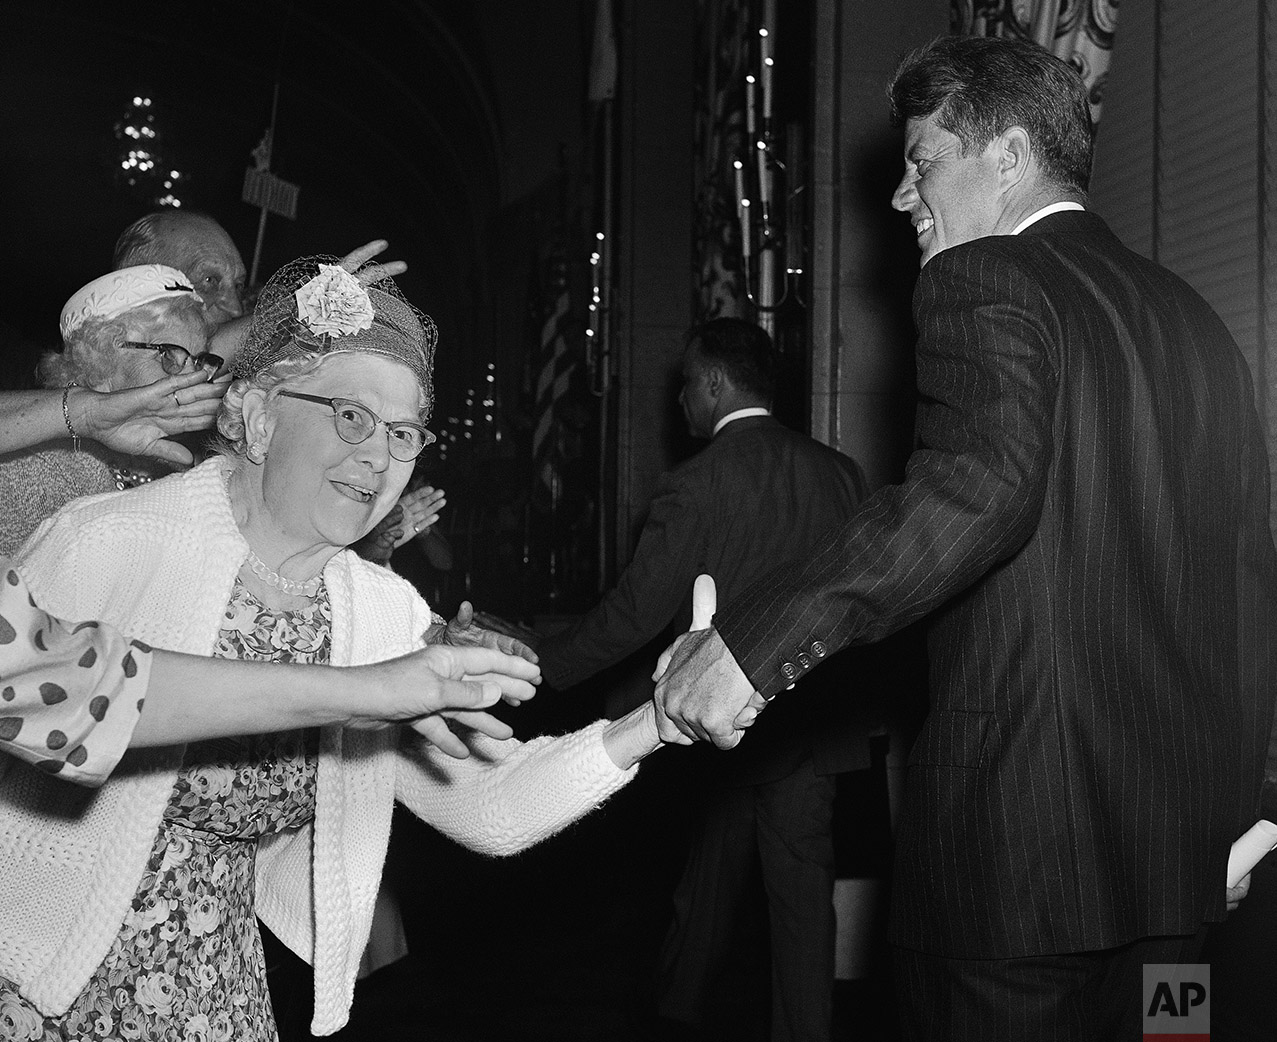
top-left (114, 95), bottom-right (186, 208)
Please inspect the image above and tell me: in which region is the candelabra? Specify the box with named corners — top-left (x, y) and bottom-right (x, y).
top-left (732, 1), bottom-right (804, 336)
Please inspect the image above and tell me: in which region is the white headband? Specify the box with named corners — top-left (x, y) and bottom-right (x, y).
top-left (60, 264), bottom-right (197, 340)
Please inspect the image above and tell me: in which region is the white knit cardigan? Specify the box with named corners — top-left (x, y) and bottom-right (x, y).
top-left (1, 456), bottom-right (638, 1035)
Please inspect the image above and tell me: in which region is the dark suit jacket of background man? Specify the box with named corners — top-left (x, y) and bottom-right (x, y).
top-left (539, 413), bottom-right (874, 783)
top-left (712, 210), bottom-right (1277, 960)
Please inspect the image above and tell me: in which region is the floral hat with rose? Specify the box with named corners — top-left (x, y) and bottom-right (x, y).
top-left (232, 255), bottom-right (437, 418)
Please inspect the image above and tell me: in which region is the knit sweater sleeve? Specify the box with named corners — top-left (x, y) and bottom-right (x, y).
top-left (394, 719), bottom-right (638, 856)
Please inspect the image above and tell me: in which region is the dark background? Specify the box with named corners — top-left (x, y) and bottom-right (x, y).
top-left (0, 1), bottom-right (591, 434)
top-left (0, 0), bottom-right (615, 620)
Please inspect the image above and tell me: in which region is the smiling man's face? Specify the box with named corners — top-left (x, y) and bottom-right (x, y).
top-left (891, 113), bottom-right (1004, 267)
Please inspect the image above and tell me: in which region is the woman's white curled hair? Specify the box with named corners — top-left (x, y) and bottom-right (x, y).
top-left (213, 354), bottom-right (329, 458)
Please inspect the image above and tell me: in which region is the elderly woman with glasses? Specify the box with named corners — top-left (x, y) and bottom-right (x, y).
top-left (0, 265), bottom-right (225, 556)
top-left (0, 256), bottom-right (668, 1041)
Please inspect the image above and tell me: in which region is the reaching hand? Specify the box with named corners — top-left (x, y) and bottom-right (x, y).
top-left (340, 239), bottom-right (408, 286)
top-left (443, 600), bottom-right (539, 667)
top-left (351, 485), bottom-right (447, 565)
top-left (352, 504), bottom-right (403, 565)
top-left (78, 372), bottom-right (230, 466)
top-left (652, 574), bottom-right (760, 750)
top-left (392, 484), bottom-right (445, 549)
top-left (355, 643), bottom-right (541, 759)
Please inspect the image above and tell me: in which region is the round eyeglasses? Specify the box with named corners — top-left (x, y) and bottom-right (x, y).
top-left (120, 341), bottom-right (224, 375)
top-left (276, 391), bottom-right (435, 462)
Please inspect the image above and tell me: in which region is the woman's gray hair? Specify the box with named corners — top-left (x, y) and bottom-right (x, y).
top-left (213, 350), bottom-right (430, 460)
top-left (213, 354), bottom-right (329, 459)
top-left (38, 295), bottom-right (209, 389)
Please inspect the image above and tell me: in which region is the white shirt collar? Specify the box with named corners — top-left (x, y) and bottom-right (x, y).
top-left (713, 407), bottom-right (771, 437)
top-left (1011, 201), bottom-right (1085, 235)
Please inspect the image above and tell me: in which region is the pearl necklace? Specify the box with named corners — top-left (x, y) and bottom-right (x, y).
top-left (110, 464), bottom-right (156, 491)
top-left (244, 548), bottom-right (323, 598)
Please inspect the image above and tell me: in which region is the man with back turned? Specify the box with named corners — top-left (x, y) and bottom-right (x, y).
top-left (539, 318), bottom-right (872, 1041)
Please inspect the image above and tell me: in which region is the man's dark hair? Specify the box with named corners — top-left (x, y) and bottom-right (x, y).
top-left (686, 317), bottom-right (775, 402)
top-left (888, 35), bottom-right (1093, 195)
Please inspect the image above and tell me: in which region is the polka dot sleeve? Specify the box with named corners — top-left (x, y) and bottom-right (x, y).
top-left (0, 564), bottom-right (153, 787)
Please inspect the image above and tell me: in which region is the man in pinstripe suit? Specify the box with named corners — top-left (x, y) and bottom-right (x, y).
top-left (653, 36), bottom-right (1277, 1040)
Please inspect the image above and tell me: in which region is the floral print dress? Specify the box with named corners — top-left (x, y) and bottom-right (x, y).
top-left (0, 579), bottom-right (330, 1042)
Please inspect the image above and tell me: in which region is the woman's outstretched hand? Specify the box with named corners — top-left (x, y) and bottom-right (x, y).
top-left (354, 644), bottom-right (541, 758)
top-left (133, 642), bottom-right (537, 755)
top-left (76, 372), bottom-right (230, 466)
top-left (439, 600), bottom-right (538, 663)
top-left (351, 485), bottom-right (446, 565)
top-left (392, 485), bottom-right (446, 549)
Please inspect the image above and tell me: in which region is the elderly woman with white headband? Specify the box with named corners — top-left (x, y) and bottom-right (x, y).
top-left (0, 250), bottom-right (441, 563)
top-left (0, 264), bottom-right (225, 556)
top-left (0, 256), bottom-right (668, 1041)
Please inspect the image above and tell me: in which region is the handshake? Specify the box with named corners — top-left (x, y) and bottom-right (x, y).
top-left (650, 574), bottom-right (771, 750)
top-left (381, 573), bottom-right (767, 762)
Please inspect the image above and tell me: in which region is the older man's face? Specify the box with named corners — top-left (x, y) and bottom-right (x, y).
top-left (157, 216), bottom-right (248, 325)
top-left (891, 114), bottom-right (1004, 267)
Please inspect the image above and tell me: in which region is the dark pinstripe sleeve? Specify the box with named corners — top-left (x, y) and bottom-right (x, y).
top-left (715, 246), bottom-right (1059, 697)
top-left (1230, 348), bottom-right (1277, 816)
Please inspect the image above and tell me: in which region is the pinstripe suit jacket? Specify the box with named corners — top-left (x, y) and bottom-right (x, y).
top-left (714, 211), bottom-right (1277, 958)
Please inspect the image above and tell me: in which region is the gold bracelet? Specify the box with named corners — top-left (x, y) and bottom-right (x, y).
top-left (61, 384), bottom-right (81, 453)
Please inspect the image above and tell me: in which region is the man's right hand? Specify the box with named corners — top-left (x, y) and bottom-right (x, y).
top-left (652, 575), bottom-right (765, 750)
top-left (355, 644), bottom-right (540, 758)
top-left (654, 626), bottom-right (760, 749)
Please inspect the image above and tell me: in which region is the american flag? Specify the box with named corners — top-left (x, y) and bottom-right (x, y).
top-left (532, 279), bottom-right (572, 500)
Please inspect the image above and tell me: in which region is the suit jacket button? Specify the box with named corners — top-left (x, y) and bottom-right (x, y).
top-left (796, 652), bottom-right (812, 669)
top-left (811, 640), bottom-right (827, 658)
top-left (780, 661), bottom-right (798, 681)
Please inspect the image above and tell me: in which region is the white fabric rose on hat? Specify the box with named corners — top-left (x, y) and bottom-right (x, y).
top-left (294, 263), bottom-right (375, 339)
